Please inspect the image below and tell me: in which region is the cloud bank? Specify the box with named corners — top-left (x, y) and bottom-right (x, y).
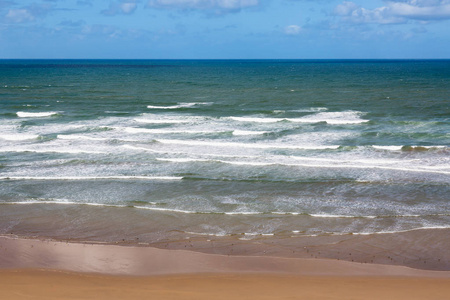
top-left (334, 0), bottom-right (450, 24)
top-left (102, 1), bottom-right (138, 16)
top-left (146, 0), bottom-right (259, 14)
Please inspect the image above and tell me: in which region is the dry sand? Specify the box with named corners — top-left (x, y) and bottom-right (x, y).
top-left (2, 270), bottom-right (450, 300)
top-left (1, 235), bottom-right (449, 300)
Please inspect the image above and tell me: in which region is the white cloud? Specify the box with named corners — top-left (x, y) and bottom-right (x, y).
top-left (146, 0), bottom-right (259, 14)
top-left (121, 2), bottom-right (138, 14)
top-left (102, 1), bottom-right (138, 16)
top-left (333, 2), bottom-right (403, 24)
top-left (388, 1), bottom-right (450, 20)
top-left (4, 3), bottom-right (55, 23)
top-left (5, 9), bottom-right (35, 23)
top-left (334, 0), bottom-right (450, 24)
top-left (284, 24), bottom-right (302, 35)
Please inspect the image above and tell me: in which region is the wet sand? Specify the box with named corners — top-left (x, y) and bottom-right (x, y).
top-left (1, 234), bottom-right (450, 299)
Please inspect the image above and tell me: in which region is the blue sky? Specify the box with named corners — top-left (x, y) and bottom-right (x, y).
top-left (1, 0), bottom-right (450, 59)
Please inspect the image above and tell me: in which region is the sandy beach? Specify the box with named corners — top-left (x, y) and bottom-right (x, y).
top-left (1, 235), bottom-right (449, 299)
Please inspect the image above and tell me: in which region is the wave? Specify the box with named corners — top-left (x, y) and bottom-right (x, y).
top-left (118, 127), bottom-right (267, 136)
top-left (232, 130), bottom-right (267, 136)
top-left (155, 139), bottom-right (339, 150)
top-left (3, 200), bottom-right (448, 225)
top-left (123, 145), bottom-right (260, 159)
top-left (16, 111), bottom-right (60, 118)
top-left (228, 117), bottom-right (283, 123)
top-left (147, 102), bottom-right (212, 109)
top-left (133, 206), bottom-right (197, 214)
top-left (156, 154), bottom-right (450, 174)
top-left (57, 135), bottom-right (109, 141)
top-left (183, 231), bottom-right (230, 237)
top-left (134, 118), bottom-right (189, 124)
top-left (117, 127), bottom-right (218, 135)
top-left (4, 200), bottom-right (128, 208)
top-left (293, 111), bottom-right (368, 124)
top-left (228, 111), bottom-right (368, 125)
top-left (290, 107), bottom-right (328, 112)
top-left (0, 134), bottom-right (39, 141)
top-left (0, 176), bottom-right (183, 181)
top-left (351, 226), bottom-right (450, 236)
top-left (372, 145), bottom-right (447, 152)
top-left (372, 145), bottom-right (403, 151)
top-left (0, 148), bottom-right (106, 154)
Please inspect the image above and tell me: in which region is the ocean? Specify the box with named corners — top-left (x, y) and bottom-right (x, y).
top-left (0, 59), bottom-right (449, 245)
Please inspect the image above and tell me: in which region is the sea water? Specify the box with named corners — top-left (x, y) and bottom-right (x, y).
top-left (0, 59), bottom-right (449, 243)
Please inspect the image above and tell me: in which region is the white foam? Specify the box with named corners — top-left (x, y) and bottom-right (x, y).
top-left (119, 127), bottom-right (217, 134)
top-left (224, 211), bottom-right (264, 215)
top-left (16, 111), bottom-right (59, 118)
top-left (228, 117), bottom-right (283, 123)
top-left (123, 145), bottom-right (259, 159)
top-left (57, 135), bottom-right (109, 141)
top-left (232, 130), bottom-right (267, 136)
top-left (372, 145), bottom-right (404, 151)
top-left (122, 145), bottom-right (163, 153)
top-left (158, 157), bottom-right (284, 167)
top-left (133, 206), bottom-right (196, 214)
top-left (228, 111), bottom-right (368, 125)
top-left (147, 102), bottom-right (212, 109)
top-left (156, 139), bottom-right (339, 150)
top-left (134, 118), bottom-right (189, 124)
top-left (184, 231), bottom-right (230, 237)
top-left (272, 212), bottom-right (300, 215)
top-left (310, 214), bottom-right (357, 218)
top-left (352, 226), bottom-right (450, 236)
top-left (156, 158), bottom-right (209, 163)
top-left (373, 145), bottom-right (448, 151)
top-left (0, 134), bottom-right (39, 141)
top-left (0, 147), bottom-right (106, 154)
top-left (288, 162), bottom-right (450, 174)
top-left (291, 107), bottom-right (328, 112)
top-left (291, 111), bottom-right (368, 124)
top-left (5, 200), bottom-right (128, 209)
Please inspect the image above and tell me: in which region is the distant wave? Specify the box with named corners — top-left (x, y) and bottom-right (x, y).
top-left (290, 107), bottom-right (328, 112)
top-left (16, 111), bottom-right (60, 118)
top-left (228, 111), bottom-right (368, 125)
top-left (116, 127), bottom-right (267, 136)
top-left (117, 127), bottom-right (218, 134)
top-left (147, 102), bottom-right (212, 109)
top-left (134, 118), bottom-right (189, 124)
top-left (155, 139), bottom-right (340, 150)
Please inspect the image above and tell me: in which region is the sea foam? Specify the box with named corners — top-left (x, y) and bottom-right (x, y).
top-left (16, 111), bottom-right (59, 118)
top-left (0, 134), bottom-right (39, 141)
top-left (147, 102), bottom-right (212, 109)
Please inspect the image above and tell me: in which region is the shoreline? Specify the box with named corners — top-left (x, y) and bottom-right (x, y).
top-left (1, 235), bottom-right (449, 277)
top-left (3, 226), bottom-right (449, 271)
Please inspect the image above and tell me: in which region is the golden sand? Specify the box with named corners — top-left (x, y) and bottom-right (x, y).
top-left (1, 270), bottom-right (450, 300)
top-left (1, 236), bottom-right (449, 300)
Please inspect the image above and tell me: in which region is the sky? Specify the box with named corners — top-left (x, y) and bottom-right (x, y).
top-left (1, 0), bottom-right (450, 59)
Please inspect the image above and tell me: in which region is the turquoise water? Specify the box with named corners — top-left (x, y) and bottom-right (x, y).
top-left (0, 60), bottom-right (449, 242)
